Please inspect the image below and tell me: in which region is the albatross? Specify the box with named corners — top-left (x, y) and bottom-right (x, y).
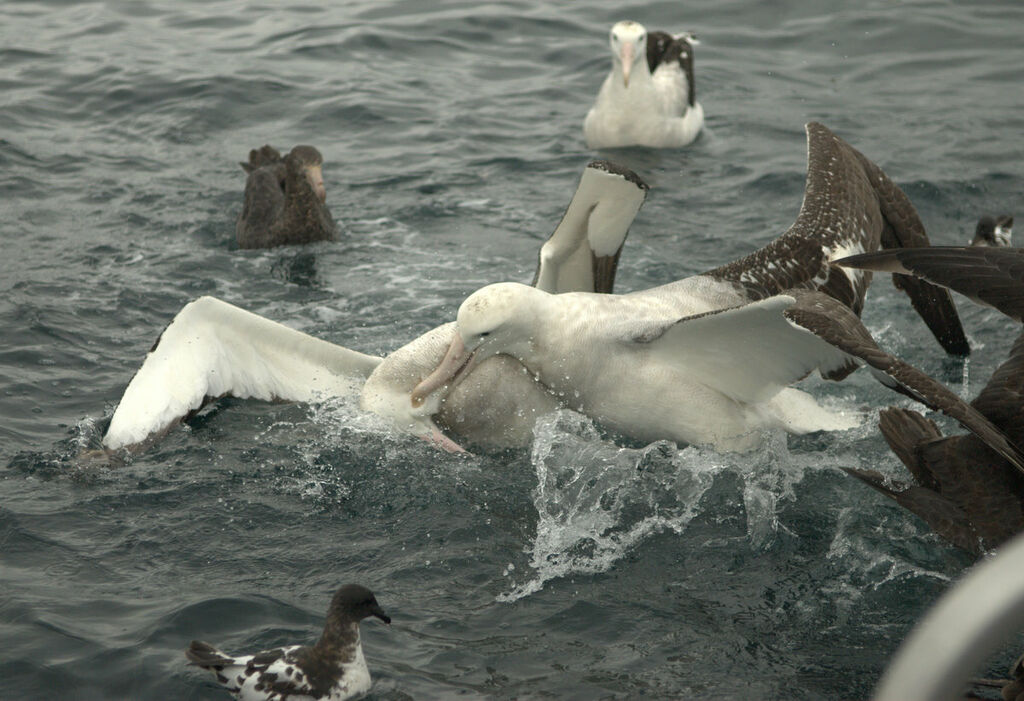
top-left (408, 122), bottom-right (996, 455)
top-left (583, 21), bottom-right (704, 149)
top-left (837, 246), bottom-right (1024, 554)
top-left (100, 160), bottom-right (649, 452)
top-left (99, 123), bottom-right (1000, 460)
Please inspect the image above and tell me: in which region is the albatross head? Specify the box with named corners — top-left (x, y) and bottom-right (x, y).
top-left (411, 283), bottom-right (539, 408)
top-left (609, 20), bottom-right (648, 88)
top-left (285, 145), bottom-right (327, 203)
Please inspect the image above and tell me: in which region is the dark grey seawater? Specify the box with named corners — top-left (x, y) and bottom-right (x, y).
top-left (2, 0), bottom-right (1023, 698)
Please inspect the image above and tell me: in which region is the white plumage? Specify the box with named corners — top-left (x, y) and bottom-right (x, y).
top-left (101, 162), bottom-right (648, 452)
top-left (99, 124), bottom-right (995, 459)
top-left (584, 21), bottom-right (704, 149)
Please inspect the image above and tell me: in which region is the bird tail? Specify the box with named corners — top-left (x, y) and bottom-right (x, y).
top-left (878, 407), bottom-right (942, 486)
top-left (185, 640), bottom-right (234, 669)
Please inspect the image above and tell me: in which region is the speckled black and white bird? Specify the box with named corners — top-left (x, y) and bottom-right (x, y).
top-left (584, 20), bottom-right (704, 149)
top-left (185, 584), bottom-right (390, 701)
top-left (970, 214), bottom-right (1013, 247)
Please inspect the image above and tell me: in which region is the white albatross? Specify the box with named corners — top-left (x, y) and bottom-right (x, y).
top-left (407, 123), bottom-right (1024, 467)
top-left (100, 160), bottom-right (649, 452)
top-left (99, 123), bottom-right (1005, 461)
top-left (583, 20), bottom-right (704, 149)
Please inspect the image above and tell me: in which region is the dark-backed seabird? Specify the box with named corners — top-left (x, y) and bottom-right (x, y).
top-left (971, 214), bottom-right (1013, 247)
top-left (837, 246), bottom-right (1024, 554)
top-left (584, 21), bottom-right (704, 149)
top-left (100, 161), bottom-right (649, 452)
top-left (237, 145), bottom-right (336, 249)
top-left (185, 584), bottom-right (390, 701)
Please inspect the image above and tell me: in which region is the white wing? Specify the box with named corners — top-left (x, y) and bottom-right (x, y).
top-left (533, 161), bottom-right (648, 294)
top-left (634, 295), bottom-right (854, 404)
top-left (103, 296), bottom-right (381, 449)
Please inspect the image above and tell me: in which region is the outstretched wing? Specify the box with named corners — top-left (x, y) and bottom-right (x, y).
top-left (627, 295), bottom-right (855, 405)
top-left (704, 122), bottom-right (882, 311)
top-left (837, 246), bottom-right (1024, 323)
top-left (628, 289), bottom-right (1024, 473)
top-left (781, 291), bottom-right (1024, 475)
top-left (532, 160), bottom-right (648, 295)
top-left (706, 122), bottom-right (968, 354)
top-left (102, 296), bottom-right (381, 450)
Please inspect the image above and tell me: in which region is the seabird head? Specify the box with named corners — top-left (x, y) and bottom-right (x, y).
top-left (328, 584), bottom-right (390, 626)
top-left (360, 324), bottom-right (470, 453)
top-left (286, 145), bottom-right (327, 203)
top-left (609, 20), bottom-right (648, 88)
top-left (410, 283), bottom-right (538, 408)
top-left (971, 214), bottom-right (1013, 247)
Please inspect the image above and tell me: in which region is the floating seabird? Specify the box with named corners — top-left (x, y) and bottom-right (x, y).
top-left (99, 123), bottom-right (978, 456)
top-left (970, 214), bottom-right (1013, 247)
top-left (408, 122), bottom-right (989, 453)
top-left (583, 20), bottom-right (704, 149)
top-left (100, 161), bottom-right (649, 452)
top-left (237, 145), bottom-right (336, 249)
top-left (186, 584), bottom-right (389, 701)
top-left (837, 246), bottom-right (1024, 553)
top-left (408, 277), bottom-right (1018, 463)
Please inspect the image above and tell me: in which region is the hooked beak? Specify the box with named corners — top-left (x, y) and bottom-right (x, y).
top-left (306, 165), bottom-right (326, 202)
top-left (423, 421), bottom-right (468, 454)
top-left (620, 42), bottom-right (635, 87)
top-left (370, 604), bottom-right (391, 625)
top-left (410, 334), bottom-right (477, 408)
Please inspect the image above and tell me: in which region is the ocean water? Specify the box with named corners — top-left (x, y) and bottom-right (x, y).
top-left (2, 0), bottom-right (1023, 698)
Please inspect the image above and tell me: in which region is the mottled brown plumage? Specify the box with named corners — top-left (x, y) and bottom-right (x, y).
top-left (707, 122), bottom-right (969, 355)
top-left (236, 145), bottom-right (336, 249)
top-left (836, 248), bottom-right (1024, 554)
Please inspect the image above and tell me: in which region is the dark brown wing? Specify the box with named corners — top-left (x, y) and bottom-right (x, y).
top-left (849, 144), bottom-right (969, 354)
top-left (973, 331), bottom-right (1024, 440)
top-left (842, 467), bottom-right (981, 554)
top-left (781, 290), bottom-right (1024, 473)
top-left (837, 247), bottom-right (1024, 323)
top-left (873, 407), bottom-right (1024, 552)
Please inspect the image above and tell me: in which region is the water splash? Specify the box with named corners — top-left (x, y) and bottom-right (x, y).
top-left (499, 411), bottom-right (724, 601)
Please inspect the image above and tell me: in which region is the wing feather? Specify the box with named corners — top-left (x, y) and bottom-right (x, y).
top-left (103, 296), bottom-right (381, 450)
top-left (533, 161), bottom-right (647, 295)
